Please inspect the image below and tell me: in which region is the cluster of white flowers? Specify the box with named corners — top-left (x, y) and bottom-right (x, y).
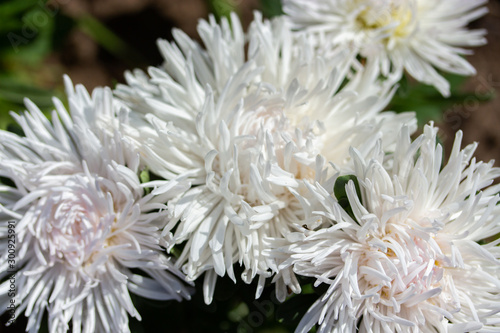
top-left (1, 1), bottom-right (498, 332)
top-left (278, 124), bottom-right (500, 332)
top-left (114, 12), bottom-right (415, 305)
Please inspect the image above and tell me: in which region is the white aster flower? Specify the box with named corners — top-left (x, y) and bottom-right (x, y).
top-left (0, 80), bottom-right (191, 333)
top-left (283, 0), bottom-right (488, 96)
top-left (280, 124), bottom-right (500, 332)
top-left (114, 12), bottom-right (416, 304)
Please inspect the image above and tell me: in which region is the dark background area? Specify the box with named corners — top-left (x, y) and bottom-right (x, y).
top-left (443, 0), bottom-right (500, 165)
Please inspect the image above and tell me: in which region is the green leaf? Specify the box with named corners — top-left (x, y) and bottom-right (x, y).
top-left (0, 79), bottom-right (55, 106)
top-left (260, 0), bottom-right (283, 18)
top-left (334, 175), bottom-right (360, 201)
top-left (0, 76), bottom-right (58, 129)
top-left (207, 0), bottom-right (239, 21)
top-left (333, 175), bottom-right (362, 221)
top-left (0, 20), bottom-right (23, 33)
top-left (139, 168), bottom-right (150, 184)
top-left (0, 0), bottom-right (40, 18)
top-left (169, 245), bottom-right (182, 259)
top-left (300, 283), bottom-right (314, 295)
top-left (0, 7), bottom-right (55, 63)
top-left (139, 168), bottom-right (151, 194)
top-left (389, 73), bottom-right (494, 127)
top-left (227, 302), bottom-right (249, 322)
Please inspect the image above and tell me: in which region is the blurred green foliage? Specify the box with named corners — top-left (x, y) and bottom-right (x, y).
top-left (0, 0), bottom-right (141, 130)
top-left (208, 0), bottom-right (282, 21)
top-left (0, 0), bottom-right (68, 129)
top-left (259, 0), bottom-right (283, 18)
top-left (389, 73), bottom-right (494, 127)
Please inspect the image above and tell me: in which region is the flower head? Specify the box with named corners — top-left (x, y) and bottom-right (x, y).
top-left (283, 0), bottom-right (488, 96)
top-left (281, 124), bottom-right (500, 332)
top-left (0, 79), bottom-right (191, 332)
top-left (114, 12), bottom-right (416, 304)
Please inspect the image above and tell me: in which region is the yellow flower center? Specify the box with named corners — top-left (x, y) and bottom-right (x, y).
top-left (356, 1), bottom-right (414, 40)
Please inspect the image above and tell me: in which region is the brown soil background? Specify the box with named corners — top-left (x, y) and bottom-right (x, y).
top-left (51, 0), bottom-right (500, 165)
top-left (441, 0), bottom-right (500, 166)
